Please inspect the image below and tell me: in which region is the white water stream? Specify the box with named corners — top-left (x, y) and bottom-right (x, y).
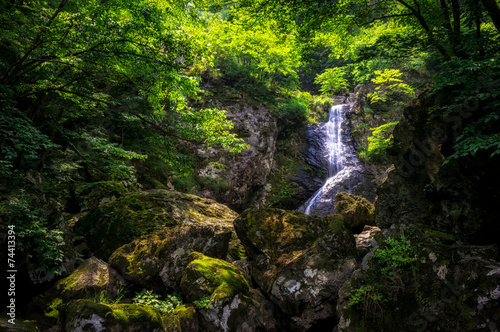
top-left (304, 104), bottom-right (348, 215)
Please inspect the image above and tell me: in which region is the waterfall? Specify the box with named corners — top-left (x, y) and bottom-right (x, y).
top-left (302, 104), bottom-right (350, 215)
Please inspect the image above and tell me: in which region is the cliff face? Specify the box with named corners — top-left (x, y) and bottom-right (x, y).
top-left (375, 89), bottom-right (500, 244)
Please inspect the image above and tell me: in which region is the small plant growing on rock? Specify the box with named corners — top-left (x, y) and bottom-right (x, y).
top-left (133, 289), bottom-right (182, 315)
top-left (193, 296), bottom-right (212, 309)
top-left (346, 282), bottom-right (387, 317)
top-left (373, 233), bottom-right (418, 275)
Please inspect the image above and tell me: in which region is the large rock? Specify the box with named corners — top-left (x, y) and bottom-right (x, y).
top-left (334, 192), bottom-right (375, 233)
top-left (162, 305), bottom-right (200, 332)
top-left (60, 300), bottom-right (164, 332)
top-left (27, 257), bottom-right (127, 329)
top-left (109, 225), bottom-right (232, 294)
top-left (336, 225), bottom-right (500, 331)
top-left (180, 252), bottom-right (277, 332)
top-left (375, 89), bottom-right (500, 244)
top-left (234, 208), bottom-right (358, 331)
top-left (74, 189), bottom-right (238, 259)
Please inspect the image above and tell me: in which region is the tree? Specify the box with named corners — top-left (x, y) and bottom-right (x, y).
top-left (314, 67), bottom-right (349, 95)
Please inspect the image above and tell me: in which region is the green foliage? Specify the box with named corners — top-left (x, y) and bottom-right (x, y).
top-left (373, 233), bottom-right (418, 276)
top-left (314, 67), bottom-right (349, 95)
top-left (133, 289), bottom-right (183, 315)
top-left (433, 56), bottom-right (500, 163)
top-left (0, 100), bottom-right (59, 179)
top-left (0, 198), bottom-right (64, 274)
top-left (275, 93), bottom-right (311, 126)
top-left (444, 110), bottom-right (500, 163)
top-left (368, 69), bottom-right (415, 104)
top-left (346, 283), bottom-right (387, 309)
top-left (192, 296), bottom-right (212, 309)
top-left (359, 121), bottom-right (398, 162)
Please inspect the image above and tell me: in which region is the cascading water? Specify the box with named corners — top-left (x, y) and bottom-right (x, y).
top-left (298, 105), bottom-right (372, 216)
top-left (302, 104), bottom-right (348, 215)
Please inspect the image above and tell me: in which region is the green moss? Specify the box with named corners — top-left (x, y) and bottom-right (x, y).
top-left (63, 300), bottom-right (163, 329)
top-left (423, 228), bottom-right (456, 244)
top-left (186, 252), bottom-right (250, 301)
top-left (109, 303), bottom-right (162, 325)
top-left (57, 262), bottom-right (90, 294)
top-left (75, 190), bottom-right (237, 259)
top-left (162, 305), bottom-right (199, 331)
top-left (45, 298), bottom-right (63, 319)
top-left (228, 239), bottom-right (247, 261)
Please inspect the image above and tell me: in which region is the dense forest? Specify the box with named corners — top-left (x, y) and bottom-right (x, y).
top-left (1, 0), bottom-right (499, 331)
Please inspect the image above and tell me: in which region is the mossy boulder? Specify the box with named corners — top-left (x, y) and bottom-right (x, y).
top-left (75, 189), bottom-right (238, 259)
top-left (162, 305), bottom-right (200, 332)
top-left (181, 252), bottom-right (250, 303)
top-left (109, 225), bottom-right (232, 294)
top-left (60, 299), bottom-right (163, 332)
top-left (335, 192), bottom-right (375, 233)
top-left (337, 225), bottom-right (500, 331)
top-left (180, 252), bottom-right (277, 331)
top-left (27, 257), bottom-right (127, 329)
top-left (234, 208), bottom-right (358, 331)
top-left (77, 180), bottom-right (138, 211)
top-left (55, 257), bottom-right (127, 300)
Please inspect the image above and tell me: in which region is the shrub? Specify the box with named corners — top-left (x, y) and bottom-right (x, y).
top-left (133, 289), bottom-right (182, 315)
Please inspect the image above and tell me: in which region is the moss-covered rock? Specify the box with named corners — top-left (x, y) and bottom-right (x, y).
top-left (335, 192), bottom-right (375, 233)
top-left (56, 257), bottom-right (127, 300)
top-left (162, 305), bottom-right (200, 332)
top-left (337, 225), bottom-right (500, 331)
top-left (77, 180), bottom-right (138, 211)
top-left (27, 257), bottom-right (127, 329)
top-left (180, 252), bottom-right (277, 331)
top-left (0, 318), bottom-right (39, 331)
top-left (75, 189), bottom-right (238, 259)
top-left (181, 252), bottom-right (250, 303)
top-left (234, 208), bottom-right (358, 331)
top-left (60, 299), bottom-right (163, 332)
top-left (109, 225), bottom-right (232, 294)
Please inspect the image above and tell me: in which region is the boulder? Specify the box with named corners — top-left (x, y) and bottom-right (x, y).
top-left (335, 192), bottom-right (375, 233)
top-left (109, 225), bottom-right (232, 294)
top-left (27, 257), bottom-right (127, 329)
top-left (60, 300), bottom-right (163, 332)
top-left (234, 208), bottom-right (358, 331)
top-left (162, 305), bottom-right (200, 332)
top-left (74, 189), bottom-right (238, 259)
top-left (354, 225), bottom-right (381, 259)
top-left (336, 225), bottom-right (500, 331)
top-left (180, 252), bottom-right (277, 332)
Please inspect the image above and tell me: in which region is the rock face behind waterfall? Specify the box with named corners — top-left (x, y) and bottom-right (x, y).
top-left (298, 105), bottom-right (375, 216)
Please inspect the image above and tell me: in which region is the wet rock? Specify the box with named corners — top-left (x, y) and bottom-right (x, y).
top-left (234, 208), bottom-right (358, 331)
top-left (303, 123), bottom-right (328, 171)
top-left (109, 225), bottom-right (232, 294)
top-left (335, 192), bottom-right (375, 233)
top-left (74, 189), bottom-right (238, 259)
top-left (298, 165), bottom-right (375, 216)
top-left (60, 300), bottom-right (163, 332)
top-left (337, 225), bottom-right (500, 331)
top-left (180, 252), bottom-right (277, 332)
